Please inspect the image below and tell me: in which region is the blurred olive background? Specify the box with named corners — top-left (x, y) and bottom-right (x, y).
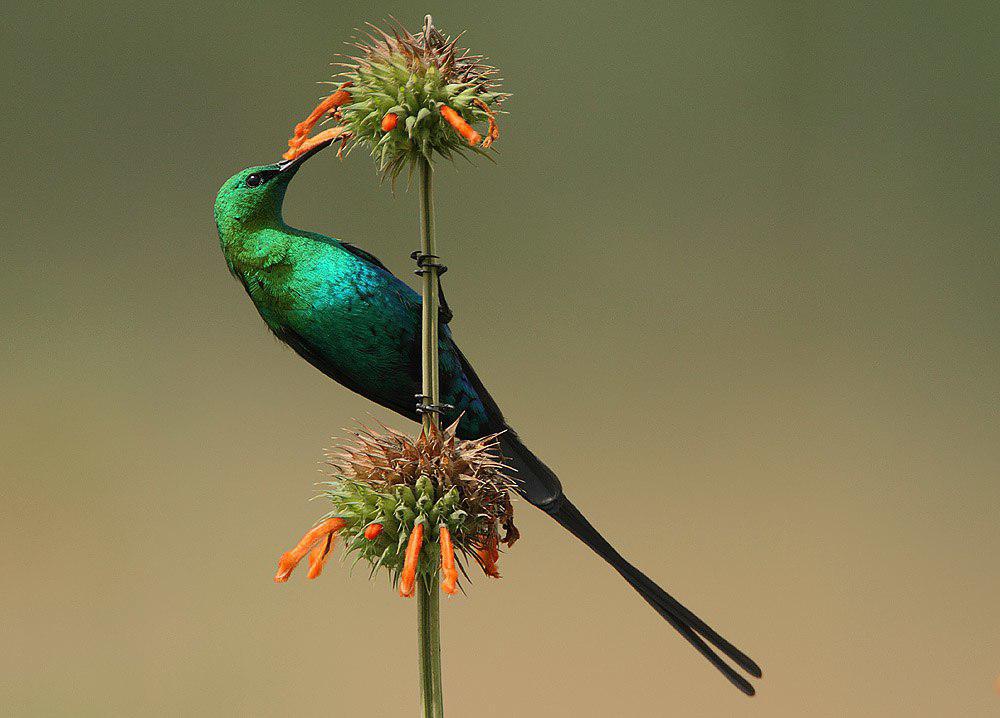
top-left (3, 1), bottom-right (998, 716)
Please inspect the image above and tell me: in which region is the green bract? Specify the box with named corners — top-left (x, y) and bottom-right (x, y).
top-left (319, 422), bottom-right (519, 590)
top-left (320, 477), bottom-right (464, 585)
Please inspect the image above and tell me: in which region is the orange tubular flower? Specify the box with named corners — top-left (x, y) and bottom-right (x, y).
top-left (473, 98), bottom-right (499, 149)
top-left (439, 105), bottom-right (481, 146)
top-left (381, 112), bottom-right (398, 132)
top-left (364, 523), bottom-right (384, 541)
top-left (399, 522), bottom-right (425, 598)
top-left (274, 517), bottom-right (346, 583)
top-left (306, 532), bottom-right (335, 579)
top-left (285, 126), bottom-right (351, 161)
top-left (283, 83), bottom-right (353, 160)
top-left (439, 525), bottom-right (458, 594)
top-left (476, 534), bottom-right (501, 579)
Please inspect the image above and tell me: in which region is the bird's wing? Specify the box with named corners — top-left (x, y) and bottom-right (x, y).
top-left (340, 242), bottom-right (452, 324)
top-left (339, 242), bottom-right (391, 271)
top-left (270, 322), bottom-right (421, 422)
top-left (446, 337), bottom-right (507, 434)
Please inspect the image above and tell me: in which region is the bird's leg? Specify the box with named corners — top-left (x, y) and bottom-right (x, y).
top-left (411, 250), bottom-right (453, 323)
top-left (283, 82), bottom-right (353, 160)
top-left (274, 517), bottom-right (345, 582)
top-left (437, 284), bottom-right (453, 324)
top-left (410, 250), bottom-right (447, 277)
top-left (412, 238), bottom-right (455, 418)
top-left (414, 394), bottom-right (455, 417)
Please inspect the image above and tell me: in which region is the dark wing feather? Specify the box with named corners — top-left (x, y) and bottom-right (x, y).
top-left (271, 323), bottom-right (421, 422)
top-left (340, 242), bottom-right (452, 323)
top-left (447, 338), bottom-right (507, 435)
top-left (340, 242), bottom-right (391, 272)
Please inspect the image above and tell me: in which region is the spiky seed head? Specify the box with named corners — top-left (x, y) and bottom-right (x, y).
top-left (335, 16), bottom-right (507, 183)
top-left (318, 419), bottom-right (518, 590)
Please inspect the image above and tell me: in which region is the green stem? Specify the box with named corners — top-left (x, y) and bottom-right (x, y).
top-left (417, 574), bottom-right (444, 717)
top-left (419, 157), bottom-right (440, 433)
top-left (416, 157), bottom-right (444, 717)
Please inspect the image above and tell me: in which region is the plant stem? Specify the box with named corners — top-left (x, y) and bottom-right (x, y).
top-left (419, 157), bottom-right (440, 435)
top-left (417, 574), bottom-right (444, 717)
top-left (416, 157), bottom-right (444, 717)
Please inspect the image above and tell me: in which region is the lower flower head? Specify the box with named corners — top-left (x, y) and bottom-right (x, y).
top-left (275, 419), bottom-right (518, 595)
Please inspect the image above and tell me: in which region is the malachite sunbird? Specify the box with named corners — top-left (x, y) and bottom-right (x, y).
top-left (214, 139), bottom-right (762, 695)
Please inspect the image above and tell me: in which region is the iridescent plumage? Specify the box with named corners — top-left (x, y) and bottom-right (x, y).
top-left (214, 154), bottom-right (761, 694)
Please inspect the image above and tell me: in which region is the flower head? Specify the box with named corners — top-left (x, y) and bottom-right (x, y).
top-left (274, 419), bottom-right (518, 595)
top-left (282, 16), bottom-right (506, 183)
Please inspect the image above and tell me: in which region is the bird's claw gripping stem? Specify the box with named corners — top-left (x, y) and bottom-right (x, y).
top-left (411, 250), bottom-right (454, 324)
top-left (415, 394), bottom-right (454, 416)
top-left (410, 251), bottom-right (448, 277)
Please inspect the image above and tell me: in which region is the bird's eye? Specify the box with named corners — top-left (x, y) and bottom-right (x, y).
top-left (245, 174), bottom-right (263, 187)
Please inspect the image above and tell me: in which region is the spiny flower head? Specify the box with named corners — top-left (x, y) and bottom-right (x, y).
top-left (275, 419), bottom-right (518, 596)
top-left (282, 16), bottom-right (506, 184)
top-left (338, 16), bottom-right (505, 181)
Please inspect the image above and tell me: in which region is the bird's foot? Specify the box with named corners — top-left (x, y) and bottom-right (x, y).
top-left (410, 251), bottom-right (453, 322)
top-left (414, 394), bottom-right (455, 417)
top-left (410, 250), bottom-right (448, 277)
top-left (274, 517), bottom-right (346, 583)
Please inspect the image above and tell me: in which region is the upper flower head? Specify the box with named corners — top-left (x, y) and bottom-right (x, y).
top-left (335, 16), bottom-right (505, 181)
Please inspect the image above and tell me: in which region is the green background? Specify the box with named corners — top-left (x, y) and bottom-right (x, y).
top-left (4, 1), bottom-right (998, 715)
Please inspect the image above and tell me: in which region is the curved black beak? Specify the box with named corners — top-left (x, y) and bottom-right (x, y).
top-left (277, 137), bottom-right (334, 173)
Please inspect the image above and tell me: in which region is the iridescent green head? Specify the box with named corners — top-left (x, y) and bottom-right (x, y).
top-left (213, 139), bottom-right (331, 236)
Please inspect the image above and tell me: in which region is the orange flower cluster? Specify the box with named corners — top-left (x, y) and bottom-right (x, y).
top-left (275, 518), bottom-right (460, 597)
top-left (282, 83), bottom-right (353, 161)
top-left (274, 518), bottom-right (345, 582)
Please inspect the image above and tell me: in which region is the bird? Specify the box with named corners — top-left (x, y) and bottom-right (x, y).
top-left (214, 138), bottom-right (762, 695)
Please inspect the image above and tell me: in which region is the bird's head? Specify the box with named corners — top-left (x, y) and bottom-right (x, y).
top-left (214, 138), bottom-right (332, 237)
